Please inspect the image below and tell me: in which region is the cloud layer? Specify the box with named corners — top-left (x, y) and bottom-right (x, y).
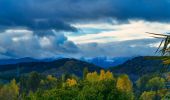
top-left (78, 39), bottom-right (159, 57)
top-left (1, 0), bottom-right (170, 32)
top-left (0, 30), bottom-right (79, 58)
top-left (0, 29), bottom-right (159, 58)
top-left (0, 0), bottom-right (169, 58)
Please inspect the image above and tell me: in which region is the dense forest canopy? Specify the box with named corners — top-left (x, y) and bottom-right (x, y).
top-left (0, 68), bottom-right (169, 100)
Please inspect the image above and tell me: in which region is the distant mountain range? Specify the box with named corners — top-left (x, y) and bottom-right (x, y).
top-left (0, 56), bottom-right (131, 68)
top-left (81, 57), bottom-right (131, 68)
top-left (0, 56), bottom-right (168, 82)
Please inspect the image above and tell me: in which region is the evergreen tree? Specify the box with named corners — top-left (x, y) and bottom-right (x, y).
top-left (83, 67), bottom-right (88, 80)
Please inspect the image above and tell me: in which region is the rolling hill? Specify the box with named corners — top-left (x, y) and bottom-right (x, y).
top-left (0, 56), bottom-right (168, 82)
top-left (110, 56), bottom-right (169, 81)
top-left (0, 58), bottom-right (101, 81)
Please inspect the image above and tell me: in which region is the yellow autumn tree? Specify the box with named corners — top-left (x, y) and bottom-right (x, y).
top-left (99, 70), bottom-right (114, 81)
top-left (116, 74), bottom-right (133, 92)
top-left (86, 70), bottom-right (114, 82)
top-left (99, 70), bottom-right (106, 80)
top-left (0, 79), bottom-right (19, 100)
top-left (66, 78), bottom-right (77, 87)
top-left (86, 71), bottom-right (99, 82)
top-left (105, 70), bottom-right (114, 80)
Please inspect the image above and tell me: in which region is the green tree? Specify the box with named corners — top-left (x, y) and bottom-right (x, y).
top-left (43, 88), bottom-right (78, 100)
top-left (78, 85), bottom-right (104, 100)
top-left (139, 91), bottom-right (156, 100)
top-left (136, 74), bottom-right (156, 97)
top-left (146, 77), bottom-right (165, 91)
top-left (83, 67), bottom-right (88, 80)
top-left (40, 75), bottom-right (58, 89)
top-left (27, 71), bottom-right (41, 92)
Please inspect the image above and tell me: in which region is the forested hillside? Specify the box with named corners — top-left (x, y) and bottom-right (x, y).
top-left (0, 69), bottom-right (169, 100)
top-left (0, 58), bottom-right (101, 81)
top-left (0, 56), bottom-right (169, 99)
top-left (111, 56), bottom-right (169, 81)
top-left (0, 56), bottom-right (168, 82)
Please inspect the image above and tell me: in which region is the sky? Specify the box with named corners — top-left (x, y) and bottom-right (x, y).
top-left (0, 0), bottom-right (170, 59)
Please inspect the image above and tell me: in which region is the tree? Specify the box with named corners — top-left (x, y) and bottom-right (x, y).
top-left (116, 75), bottom-right (134, 100)
top-left (0, 79), bottom-right (19, 100)
top-left (166, 72), bottom-right (170, 81)
top-left (47, 75), bottom-right (57, 82)
top-left (83, 67), bottom-right (88, 80)
top-left (42, 88), bottom-right (79, 100)
top-left (99, 70), bottom-right (106, 81)
top-left (40, 75), bottom-right (58, 89)
top-left (116, 74), bottom-right (133, 92)
top-left (162, 92), bottom-right (170, 100)
top-left (105, 70), bottom-right (114, 80)
top-left (136, 74), bottom-right (154, 93)
top-left (66, 78), bottom-right (77, 87)
top-left (62, 74), bottom-right (66, 82)
top-left (78, 85), bottom-right (104, 100)
top-left (146, 77), bottom-right (165, 91)
top-left (108, 89), bottom-right (134, 100)
top-left (19, 75), bottom-right (27, 94)
top-left (99, 70), bottom-right (114, 81)
top-left (86, 71), bottom-right (99, 82)
top-left (27, 71), bottom-right (41, 92)
top-left (139, 91), bottom-right (156, 100)
top-left (144, 77), bottom-right (165, 100)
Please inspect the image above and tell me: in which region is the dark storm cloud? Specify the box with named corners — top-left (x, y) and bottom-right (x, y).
top-left (0, 0), bottom-right (170, 32)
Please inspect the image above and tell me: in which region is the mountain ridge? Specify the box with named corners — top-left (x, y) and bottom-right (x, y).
top-left (110, 56), bottom-right (168, 81)
top-left (81, 56), bottom-right (131, 68)
top-left (0, 58), bottom-right (102, 81)
top-left (0, 56), bottom-right (168, 82)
